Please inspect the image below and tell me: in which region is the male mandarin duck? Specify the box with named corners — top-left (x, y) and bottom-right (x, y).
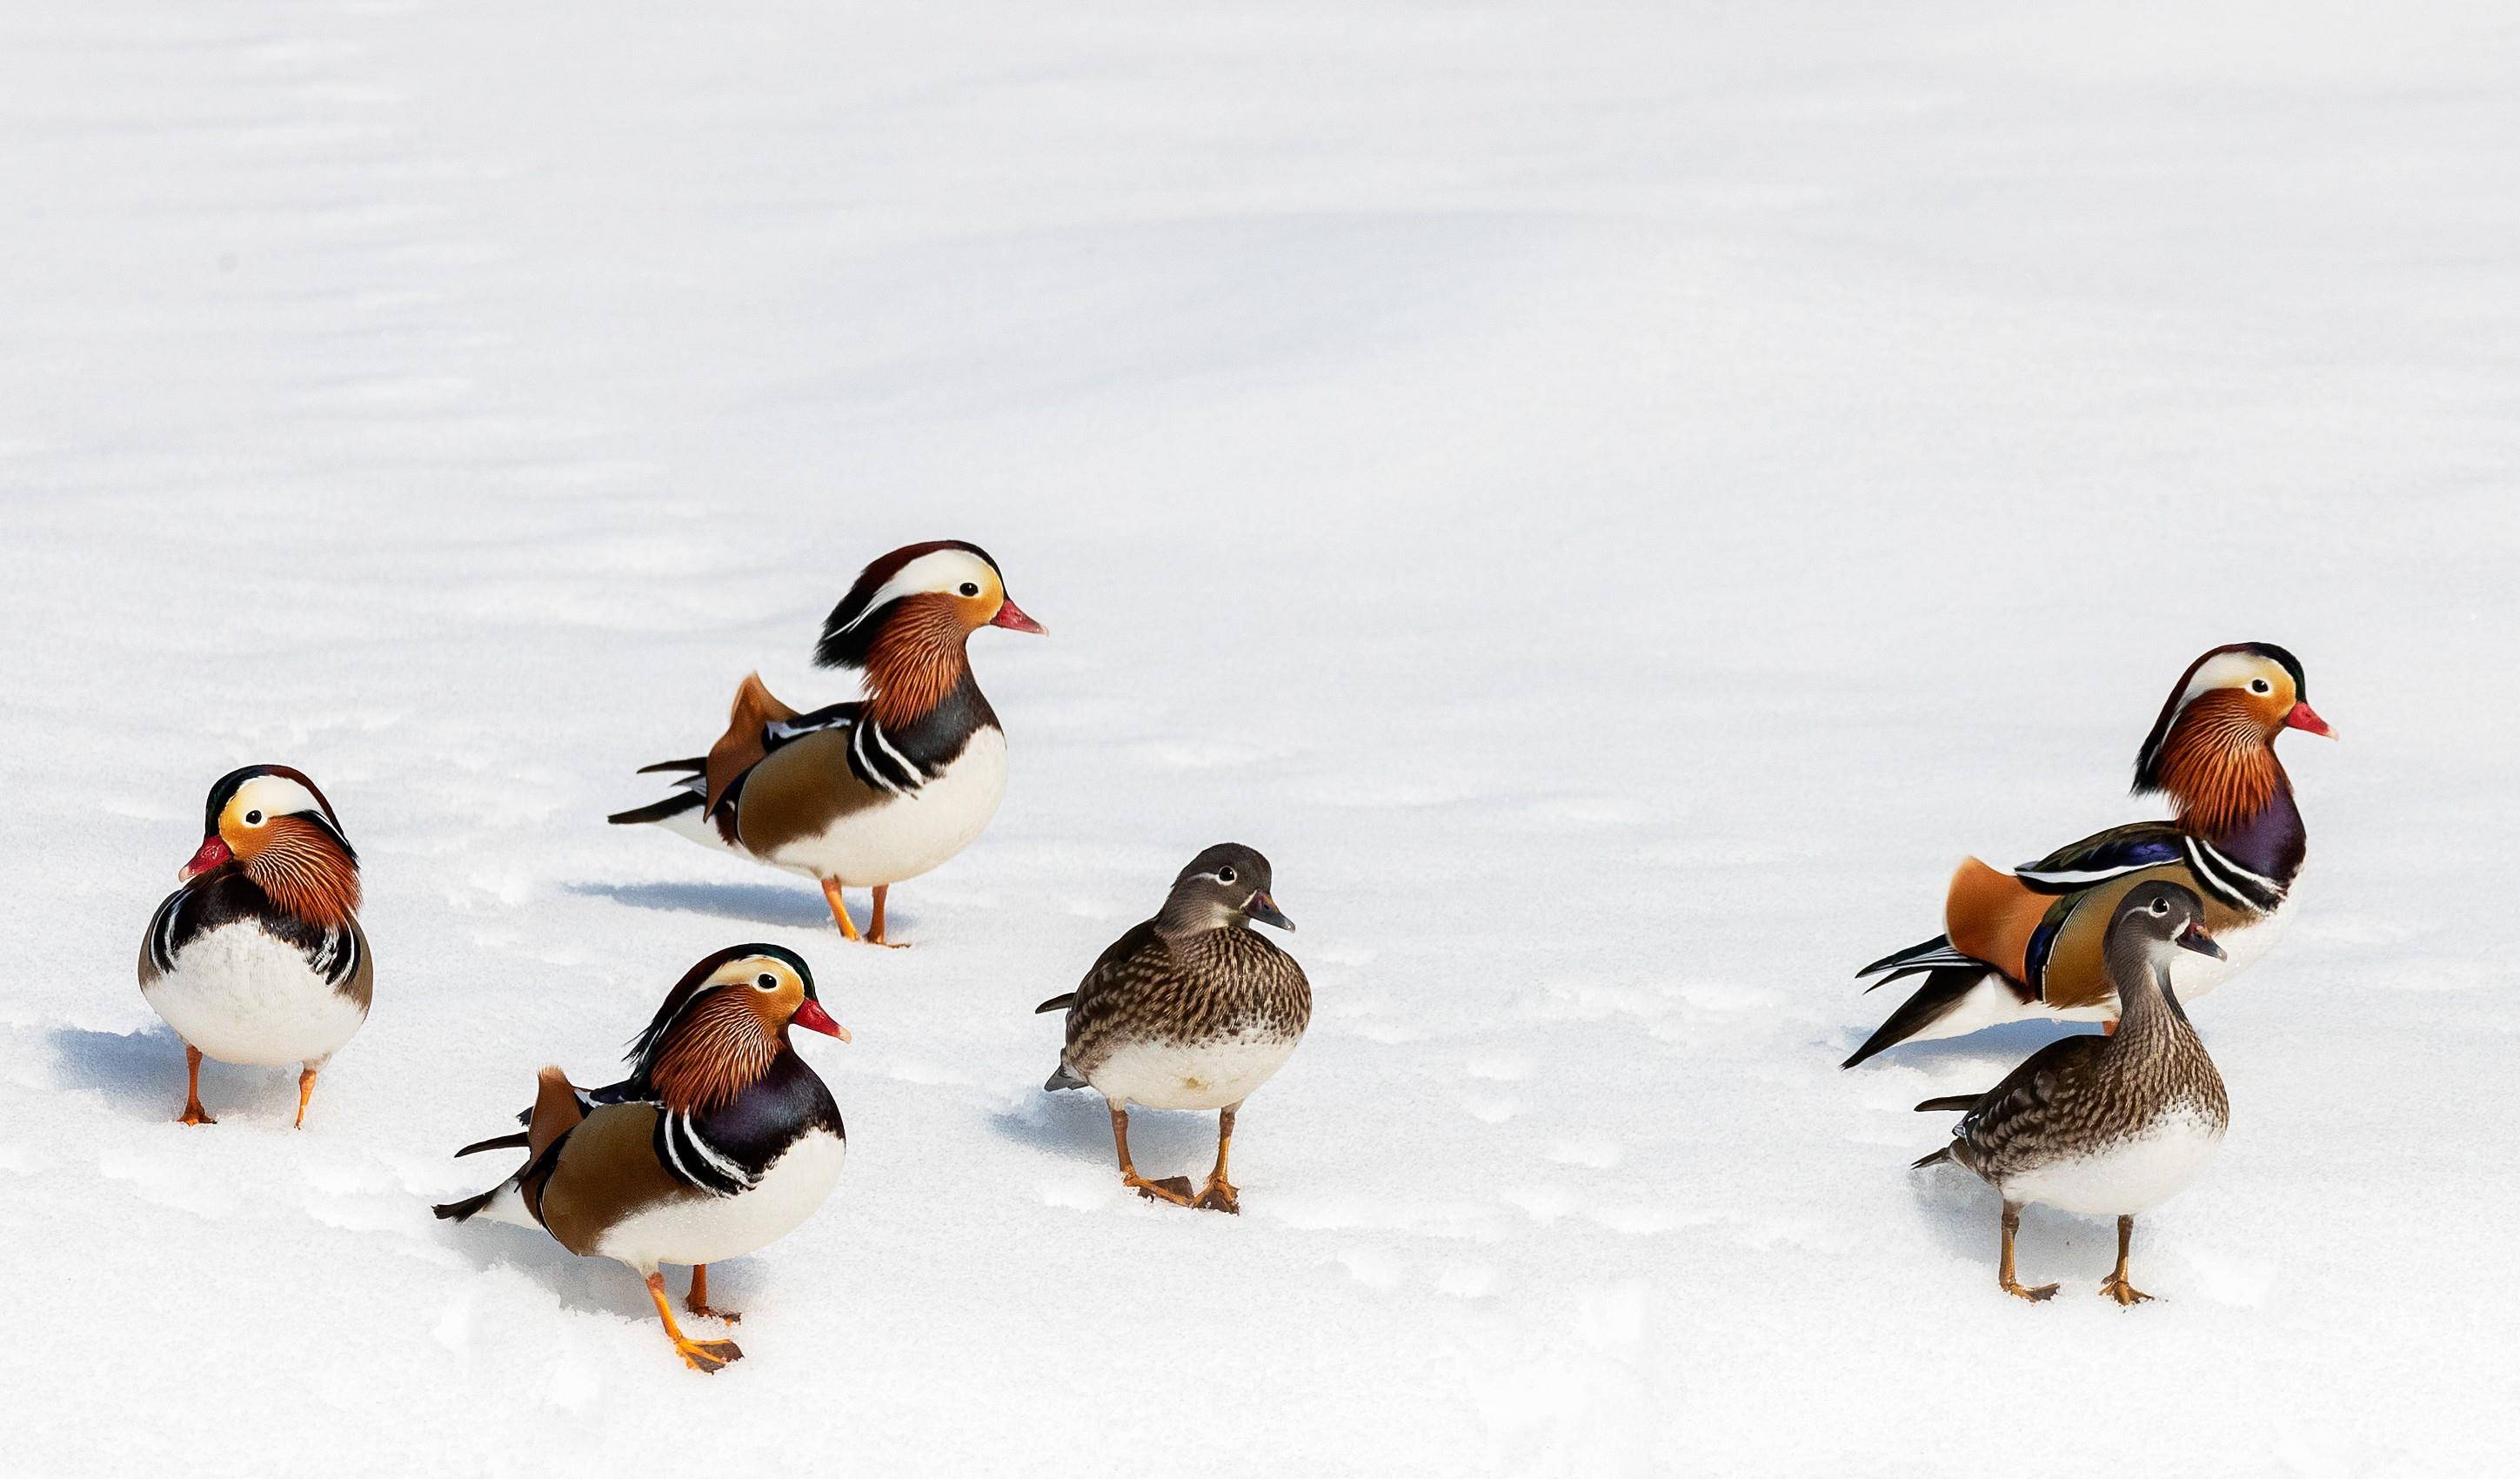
top-left (137, 766), bottom-right (371, 1127)
top-left (609, 540), bottom-right (1042, 945)
top-left (1036, 845), bottom-right (1309, 1213)
top-left (1913, 881), bottom-right (2231, 1304)
top-left (1847, 642), bottom-right (2332, 1067)
top-left (433, 944), bottom-right (849, 1373)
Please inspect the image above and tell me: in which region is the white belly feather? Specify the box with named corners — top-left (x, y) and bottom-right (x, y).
top-left (1999, 1103), bottom-right (2226, 1216)
top-left (763, 726), bottom-right (1008, 887)
top-left (595, 1129), bottom-right (846, 1272)
top-left (1091, 1031), bottom-right (1302, 1113)
top-left (143, 920), bottom-right (367, 1067)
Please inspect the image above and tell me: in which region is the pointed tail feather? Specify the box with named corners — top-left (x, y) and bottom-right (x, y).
top-left (1842, 966), bottom-right (1996, 1069)
top-left (1044, 1062), bottom-right (1086, 1091)
top-left (455, 1131), bottom-right (530, 1158)
top-left (1857, 934), bottom-right (1980, 982)
top-left (607, 791), bottom-right (705, 826)
top-left (635, 756), bottom-right (705, 776)
top-left (1910, 1145), bottom-right (1955, 1171)
top-left (432, 1186), bottom-right (501, 1221)
top-left (1033, 993), bottom-right (1076, 1014)
top-left (1913, 1094), bottom-right (1983, 1114)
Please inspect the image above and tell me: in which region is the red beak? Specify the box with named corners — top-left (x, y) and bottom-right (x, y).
top-left (2283, 701), bottom-right (2336, 739)
top-left (178, 836), bottom-right (232, 883)
top-left (792, 998), bottom-right (851, 1041)
top-left (988, 598), bottom-right (1046, 634)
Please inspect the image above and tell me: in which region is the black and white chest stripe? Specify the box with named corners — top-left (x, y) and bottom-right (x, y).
top-left (145, 877), bottom-right (363, 988)
top-left (657, 1108), bottom-right (761, 1197)
top-left (645, 1054), bottom-right (846, 1199)
top-left (2180, 835), bottom-right (2287, 914)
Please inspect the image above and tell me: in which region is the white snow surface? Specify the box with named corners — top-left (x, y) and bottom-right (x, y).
top-left (3, 3), bottom-right (2516, 1475)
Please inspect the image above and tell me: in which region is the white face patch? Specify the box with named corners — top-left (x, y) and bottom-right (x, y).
top-left (2170, 652), bottom-right (2286, 715)
top-left (227, 774), bottom-right (327, 828)
top-left (832, 549), bottom-right (1001, 635)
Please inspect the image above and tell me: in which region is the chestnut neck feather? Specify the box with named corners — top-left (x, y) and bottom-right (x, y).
top-left (2155, 693), bottom-right (2287, 838)
top-left (862, 596), bottom-right (975, 731)
top-left (648, 991), bottom-right (782, 1113)
top-left (246, 818), bottom-right (361, 928)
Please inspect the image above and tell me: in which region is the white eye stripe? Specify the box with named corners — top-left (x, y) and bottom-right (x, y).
top-left (2173, 652), bottom-right (2281, 713)
top-left (231, 776), bottom-right (325, 824)
top-left (832, 551), bottom-right (998, 634)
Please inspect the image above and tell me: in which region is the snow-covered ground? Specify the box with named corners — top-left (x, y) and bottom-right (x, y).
top-left (3, 3), bottom-right (2516, 1474)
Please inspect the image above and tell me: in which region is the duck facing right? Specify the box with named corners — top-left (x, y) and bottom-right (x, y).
top-left (1035, 844), bottom-right (1308, 1214)
top-left (1911, 880), bottom-right (2230, 1305)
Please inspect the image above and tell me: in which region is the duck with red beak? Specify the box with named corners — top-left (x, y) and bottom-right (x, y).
top-left (609, 539), bottom-right (1044, 946)
top-left (433, 944), bottom-right (851, 1373)
top-left (1849, 642), bottom-right (2335, 1066)
top-left (139, 765), bottom-right (371, 1127)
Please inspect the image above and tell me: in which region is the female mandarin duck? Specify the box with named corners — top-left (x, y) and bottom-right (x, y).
top-left (1036, 845), bottom-right (1309, 1213)
top-left (137, 766), bottom-right (371, 1127)
top-left (609, 540), bottom-right (1043, 945)
top-left (434, 944), bottom-right (850, 1373)
top-left (1912, 881), bottom-right (2231, 1305)
top-left (1847, 642), bottom-right (2332, 1067)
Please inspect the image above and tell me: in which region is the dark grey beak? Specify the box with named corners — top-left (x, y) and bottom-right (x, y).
top-left (1244, 892), bottom-right (1293, 931)
top-left (2176, 921), bottom-right (2225, 960)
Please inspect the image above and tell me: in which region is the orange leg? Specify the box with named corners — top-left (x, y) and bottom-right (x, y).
top-left (294, 1064), bottom-right (319, 1129)
top-left (819, 878), bottom-right (865, 941)
top-left (866, 884), bottom-right (908, 947)
top-left (2099, 1215), bottom-right (2156, 1305)
top-left (1109, 1102), bottom-right (1194, 1206)
top-left (1193, 1103), bottom-right (1242, 1214)
top-left (686, 1264), bottom-right (740, 1322)
top-left (1999, 1201), bottom-right (2058, 1302)
top-left (177, 1044), bottom-right (216, 1126)
top-left (646, 1271), bottom-right (743, 1372)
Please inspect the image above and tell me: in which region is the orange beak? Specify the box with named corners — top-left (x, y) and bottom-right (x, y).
top-left (2283, 701), bottom-right (2335, 739)
top-left (988, 598), bottom-right (1045, 634)
top-left (792, 998), bottom-right (851, 1041)
top-left (178, 836), bottom-right (232, 883)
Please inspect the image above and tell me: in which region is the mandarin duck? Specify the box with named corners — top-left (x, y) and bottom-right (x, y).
top-left (1913, 881), bottom-right (2230, 1304)
top-left (609, 540), bottom-right (1042, 945)
top-left (432, 944), bottom-right (849, 1373)
top-left (1035, 845), bottom-right (1308, 1213)
top-left (137, 766), bottom-right (371, 1128)
top-left (1847, 642), bottom-right (2332, 1067)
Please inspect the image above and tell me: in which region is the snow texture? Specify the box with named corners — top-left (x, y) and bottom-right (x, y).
top-left (3, 3), bottom-right (2516, 1475)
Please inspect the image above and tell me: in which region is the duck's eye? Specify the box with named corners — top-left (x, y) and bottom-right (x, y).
top-left (2249, 678), bottom-right (2272, 694)
top-left (1217, 866), bottom-right (1237, 885)
top-left (959, 581), bottom-right (980, 597)
top-left (755, 973), bottom-right (779, 991)
top-left (244, 810), bottom-right (264, 826)
top-left (2149, 898), bottom-right (2169, 916)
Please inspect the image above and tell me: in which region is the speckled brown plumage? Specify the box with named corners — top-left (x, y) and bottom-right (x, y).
top-left (1056, 921), bottom-right (1312, 1084)
top-left (1932, 912), bottom-right (2228, 1186)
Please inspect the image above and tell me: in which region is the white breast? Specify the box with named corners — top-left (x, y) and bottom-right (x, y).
top-left (765, 726), bottom-right (1007, 887)
top-left (2169, 896), bottom-right (2291, 1002)
top-left (595, 1129), bottom-right (846, 1273)
top-left (1090, 1030), bottom-right (1303, 1113)
top-left (143, 920), bottom-right (368, 1067)
top-left (1998, 1102), bottom-right (2226, 1216)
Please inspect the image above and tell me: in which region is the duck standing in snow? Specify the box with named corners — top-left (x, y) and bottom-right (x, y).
top-left (609, 539), bottom-right (1044, 945)
top-left (1848, 642), bottom-right (2331, 1067)
top-left (1036, 845), bottom-right (1308, 1213)
top-left (433, 944), bottom-right (849, 1373)
top-left (137, 766), bottom-right (371, 1128)
top-left (1913, 880), bottom-right (2230, 1304)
